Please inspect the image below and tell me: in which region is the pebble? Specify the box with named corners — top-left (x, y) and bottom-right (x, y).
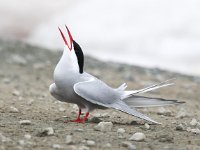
top-left (94, 122), bottom-right (113, 132)
top-left (0, 133), bottom-right (11, 142)
top-left (18, 140), bottom-right (25, 146)
top-left (79, 145), bottom-right (90, 150)
top-left (190, 128), bottom-right (200, 134)
top-left (68, 145), bottom-right (78, 150)
top-left (2, 78), bottom-right (11, 84)
top-left (9, 106), bottom-right (19, 113)
top-left (19, 120), bottom-right (31, 125)
top-left (24, 134), bottom-right (31, 140)
top-left (33, 63), bottom-right (45, 70)
top-left (176, 108), bottom-right (188, 118)
top-left (190, 118), bottom-right (198, 126)
top-left (27, 99), bottom-right (34, 105)
top-left (157, 107), bottom-right (171, 116)
top-left (86, 140), bottom-right (95, 147)
top-left (176, 124), bottom-right (184, 131)
top-left (52, 144), bottom-right (61, 149)
top-left (117, 128), bottom-right (125, 134)
top-left (12, 90), bottom-right (20, 96)
top-left (66, 135), bottom-right (73, 144)
top-left (37, 127), bottom-right (54, 137)
top-left (59, 107), bottom-right (66, 112)
top-left (129, 132), bottom-right (146, 141)
top-left (104, 143), bottom-right (112, 148)
top-left (122, 141), bottom-right (136, 150)
top-left (10, 54), bottom-right (27, 65)
top-left (144, 123), bottom-right (150, 129)
top-left (74, 128), bottom-right (84, 132)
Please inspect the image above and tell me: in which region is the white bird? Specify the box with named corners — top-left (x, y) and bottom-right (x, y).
top-left (49, 26), bottom-right (184, 124)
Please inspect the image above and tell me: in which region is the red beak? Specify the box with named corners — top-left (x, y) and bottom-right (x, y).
top-left (58, 25), bottom-right (73, 51)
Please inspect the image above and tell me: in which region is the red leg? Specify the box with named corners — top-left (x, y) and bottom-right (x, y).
top-left (80, 112), bottom-right (89, 123)
top-left (64, 108), bottom-right (82, 123)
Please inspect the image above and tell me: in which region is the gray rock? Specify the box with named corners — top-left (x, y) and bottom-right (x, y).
top-left (19, 120), bottom-right (31, 125)
top-left (176, 124), bottom-right (184, 131)
top-left (122, 141), bottom-right (136, 150)
top-left (52, 144), bottom-right (61, 149)
top-left (117, 128), bottom-right (125, 134)
top-left (24, 134), bottom-right (31, 140)
top-left (9, 106), bottom-right (19, 113)
top-left (129, 132), bottom-right (146, 141)
top-left (86, 140), bottom-right (95, 147)
top-left (37, 127), bottom-right (54, 137)
top-left (66, 135), bottom-right (73, 144)
top-left (94, 122), bottom-right (113, 132)
top-left (190, 118), bottom-right (198, 126)
top-left (79, 145), bottom-right (90, 150)
top-left (12, 90), bottom-right (20, 96)
top-left (144, 123), bottom-right (150, 129)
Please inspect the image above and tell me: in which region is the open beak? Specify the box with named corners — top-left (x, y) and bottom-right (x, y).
top-left (58, 25), bottom-right (73, 51)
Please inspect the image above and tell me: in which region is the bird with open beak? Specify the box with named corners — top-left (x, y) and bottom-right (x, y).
top-left (49, 26), bottom-right (184, 124)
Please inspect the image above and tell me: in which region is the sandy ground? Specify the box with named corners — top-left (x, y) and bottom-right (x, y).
top-left (0, 40), bottom-right (200, 150)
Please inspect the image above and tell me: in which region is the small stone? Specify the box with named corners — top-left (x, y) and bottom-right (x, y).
top-left (104, 143), bottom-right (112, 148)
top-left (12, 90), bottom-right (20, 96)
top-left (9, 106), bottom-right (19, 113)
top-left (79, 145), bottom-right (90, 150)
top-left (68, 145), bottom-right (77, 150)
top-left (27, 99), bottom-right (34, 105)
top-left (176, 108), bottom-right (188, 118)
top-left (176, 124), bottom-right (184, 131)
top-left (66, 135), bottom-right (73, 144)
top-left (117, 128), bottom-right (125, 134)
top-left (158, 135), bottom-right (173, 143)
top-left (190, 128), bottom-right (200, 134)
top-left (94, 122), bottom-right (113, 132)
top-left (18, 140), bottom-right (25, 146)
top-left (144, 123), bottom-right (150, 129)
top-left (190, 118), bottom-right (198, 126)
top-left (129, 132), bottom-right (146, 141)
top-left (52, 144), bottom-right (61, 149)
top-left (122, 141), bottom-right (136, 150)
top-left (10, 54), bottom-right (27, 65)
top-left (59, 107), bottom-right (65, 112)
top-left (37, 127), bottom-right (54, 137)
top-left (2, 78), bottom-right (11, 84)
top-left (0, 133), bottom-right (11, 142)
top-left (157, 107), bottom-right (171, 116)
top-left (74, 128), bottom-right (84, 132)
top-left (19, 120), bottom-right (31, 125)
top-left (24, 134), bottom-right (31, 140)
top-left (33, 63), bottom-right (45, 70)
top-left (86, 140), bottom-right (95, 147)
top-left (187, 127), bottom-right (191, 132)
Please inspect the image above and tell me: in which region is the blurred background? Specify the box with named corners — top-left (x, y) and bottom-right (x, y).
top-left (0, 0), bottom-right (200, 76)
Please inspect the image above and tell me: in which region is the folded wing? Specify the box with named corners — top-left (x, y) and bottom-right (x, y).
top-left (73, 78), bottom-right (159, 124)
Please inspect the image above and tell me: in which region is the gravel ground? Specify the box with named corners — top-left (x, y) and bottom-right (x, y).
top-left (0, 40), bottom-right (200, 150)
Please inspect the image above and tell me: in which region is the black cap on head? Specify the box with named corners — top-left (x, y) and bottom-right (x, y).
top-left (73, 40), bottom-right (84, 74)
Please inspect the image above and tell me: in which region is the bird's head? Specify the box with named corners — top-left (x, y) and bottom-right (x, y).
top-left (58, 26), bottom-right (84, 74)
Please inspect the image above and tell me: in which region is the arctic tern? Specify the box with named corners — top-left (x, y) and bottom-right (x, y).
top-left (49, 26), bottom-right (183, 124)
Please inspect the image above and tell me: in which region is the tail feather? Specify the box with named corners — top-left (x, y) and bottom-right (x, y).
top-left (121, 78), bottom-right (175, 99)
top-left (111, 101), bottom-right (160, 124)
top-left (123, 95), bottom-right (185, 108)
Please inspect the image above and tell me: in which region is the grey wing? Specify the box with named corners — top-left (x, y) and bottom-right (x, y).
top-left (74, 78), bottom-right (120, 107)
top-left (73, 78), bottom-right (159, 124)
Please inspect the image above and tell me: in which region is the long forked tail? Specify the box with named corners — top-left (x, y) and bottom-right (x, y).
top-left (121, 78), bottom-right (175, 99)
top-left (119, 78), bottom-right (185, 107)
top-left (123, 95), bottom-right (185, 108)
